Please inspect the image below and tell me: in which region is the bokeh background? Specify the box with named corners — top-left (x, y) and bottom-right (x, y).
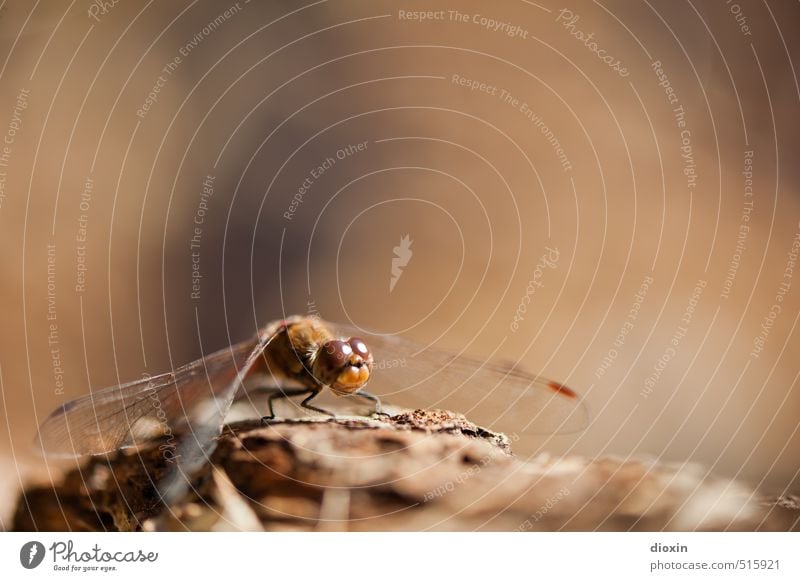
top-left (1, 0), bottom-right (798, 527)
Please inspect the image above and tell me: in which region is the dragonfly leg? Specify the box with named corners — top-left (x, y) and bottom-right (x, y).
top-left (355, 390), bottom-right (382, 414)
top-left (299, 390), bottom-right (336, 417)
top-left (260, 387), bottom-right (316, 422)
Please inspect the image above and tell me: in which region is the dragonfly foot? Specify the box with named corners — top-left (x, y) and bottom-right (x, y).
top-left (356, 390), bottom-right (382, 415)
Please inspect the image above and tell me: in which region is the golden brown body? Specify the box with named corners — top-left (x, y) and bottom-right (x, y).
top-left (254, 316), bottom-right (378, 418)
top-left (259, 317), bottom-right (336, 391)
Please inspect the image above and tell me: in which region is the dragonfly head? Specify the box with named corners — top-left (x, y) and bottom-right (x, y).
top-left (313, 337), bottom-right (373, 394)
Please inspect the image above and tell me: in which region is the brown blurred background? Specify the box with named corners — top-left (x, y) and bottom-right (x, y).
top-left (1, 0), bottom-right (798, 527)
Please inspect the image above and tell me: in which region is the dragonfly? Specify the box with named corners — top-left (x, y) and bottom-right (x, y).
top-left (36, 316), bottom-right (588, 502)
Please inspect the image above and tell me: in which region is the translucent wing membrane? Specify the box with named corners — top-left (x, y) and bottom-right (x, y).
top-left (332, 324), bottom-right (589, 435)
top-left (36, 336), bottom-right (264, 458)
top-left (36, 317), bottom-right (586, 464)
top-left (35, 316), bottom-right (586, 507)
top-left (157, 332), bottom-right (275, 505)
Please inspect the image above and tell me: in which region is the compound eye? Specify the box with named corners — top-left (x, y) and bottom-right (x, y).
top-left (318, 340), bottom-right (352, 373)
top-left (349, 337), bottom-right (370, 361)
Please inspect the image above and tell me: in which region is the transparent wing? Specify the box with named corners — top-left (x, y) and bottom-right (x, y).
top-left (331, 324), bottom-right (589, 435)
top-left (158, 331), bottom-right (276, 505)
top-left (36, 335), bottom-right (265, 458)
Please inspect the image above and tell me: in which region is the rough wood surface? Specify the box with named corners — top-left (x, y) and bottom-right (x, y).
top-left (13, 409), bottom-right (799, 531)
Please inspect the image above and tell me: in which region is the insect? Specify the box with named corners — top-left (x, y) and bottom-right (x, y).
top-left (36, 316), bottom-right (587, 501)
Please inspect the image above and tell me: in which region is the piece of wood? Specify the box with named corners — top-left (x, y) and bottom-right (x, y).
top-left (13, 409), bottom-right (799, 531)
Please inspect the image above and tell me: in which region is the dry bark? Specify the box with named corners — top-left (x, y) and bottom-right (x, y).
top-left (13, 409), bottom-right (799, 531)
